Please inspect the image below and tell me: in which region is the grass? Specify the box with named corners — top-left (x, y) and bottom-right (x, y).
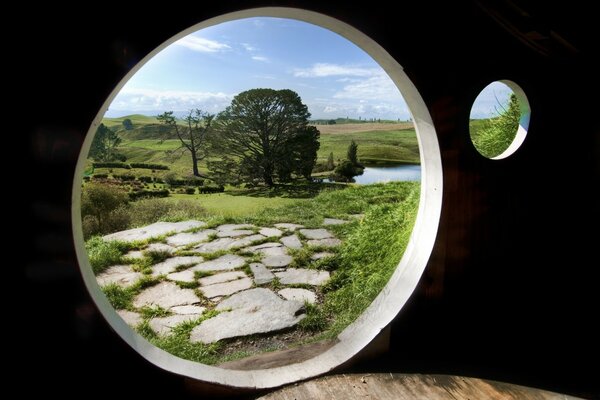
top-left (170, 192), bottom-right (301, 217)
top-left (138, 310), bottom-right (223, 365)
top-left (85, 237), bottom-right (130, 274)
top-left (100, 118), bottom-right (419, 177)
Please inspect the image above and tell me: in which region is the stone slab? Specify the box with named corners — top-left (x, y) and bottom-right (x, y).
top-left (166, 229), bottom-right (217, 247)
top-left (249, 263), bottom-right (275, 285)
top-left (151, 256), bottom-right (203, 277)
top-left (262, 254), bottom-right (293, 268)
top-left (150, 314), bottom-right (202, 336)
top-left (259, 227), bottom-right (283, 237)
top-left (166, 269), bottom-right (196, 283)
top-left (117, 310), bottom-right (142, 327)
top-left (193, 254), bottom-right (246, 272)
top-left (275, 268), bottom-right (330, 286)
top-left (199, 271), bottom-right (247, 286)
top-left (299, 228), bottom-right (333, 240)
top-left (103, 220), bottom-right (205, 242)
top-left (323, 218), bottom-right (348, 225)
top-left (193, 237), bottom-right (235, 253)
top-left (190, 288), bottom-right (304, 343)
top-left (96, 265), bottom-right (141, 288)
top-left (133, 282), bottom-right (200, 309)
top-left (199, 277), bottom-right (253, 298)
top-left (278, 288), bottom-right (317, 304)
top-left (274, 223), bottom-right (304, 232)
top-left (280, 234), bottom-right (302, 249)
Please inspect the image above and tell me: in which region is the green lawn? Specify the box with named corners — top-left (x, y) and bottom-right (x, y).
top-left (318, 129), bottom-right (419, 165)
top-left (170, 192), bottom-right (303, 216)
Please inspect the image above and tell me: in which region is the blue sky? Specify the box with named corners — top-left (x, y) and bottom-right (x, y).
top-left (470, 81), bottom-right (513, 119)
top-left (106, 17), bottom-right (411, 120)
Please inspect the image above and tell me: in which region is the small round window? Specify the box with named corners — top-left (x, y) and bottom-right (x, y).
top-left (469, 80), bottom-right (530, 159)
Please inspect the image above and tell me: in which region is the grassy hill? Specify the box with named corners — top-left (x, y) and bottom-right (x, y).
top-left (98, 115), bottom-right (420, 178)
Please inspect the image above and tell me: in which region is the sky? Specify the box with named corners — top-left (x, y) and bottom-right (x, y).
top-left (106, 17), bottom-right (411, 120)
top-left (470, 81), bottom-right (513, 119)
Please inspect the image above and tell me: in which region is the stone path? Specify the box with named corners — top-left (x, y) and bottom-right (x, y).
top-left (97, 218), bottom-right (350, 343)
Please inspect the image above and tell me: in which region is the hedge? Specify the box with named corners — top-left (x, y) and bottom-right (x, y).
top-left (130, 163), bottom-right (169, 170)
top-left (129, 189), bottom-right (170, 200)
top-left (93, 162), bottom-right (131, 169)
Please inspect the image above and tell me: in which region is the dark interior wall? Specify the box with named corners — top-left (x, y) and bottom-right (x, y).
top-left (23, 1), bottom-right (599, 397)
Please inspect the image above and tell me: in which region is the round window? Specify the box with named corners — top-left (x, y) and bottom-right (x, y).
top-left (72, 7), bottom-right (442, 389)
top-left (469, 80), bottom-right (531, 159)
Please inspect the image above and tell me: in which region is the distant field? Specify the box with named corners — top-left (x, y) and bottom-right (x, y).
top-left (100, 116), bottom-right (420, 176)
top-left (313, 122), bottom-right (414, 134)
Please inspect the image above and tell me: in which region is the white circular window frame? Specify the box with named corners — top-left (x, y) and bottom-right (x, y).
top-left (72, 7), bottom-right (443, 390)
top-left (476, 79), bottom-right (531, 160)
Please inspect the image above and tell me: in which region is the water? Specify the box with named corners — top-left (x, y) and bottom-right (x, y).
top-left (323, 164), bottom-right (421, 184)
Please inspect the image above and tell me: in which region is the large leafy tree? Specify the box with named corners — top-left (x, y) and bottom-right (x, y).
top-left (157, 109), bottom-right (214, 177)
top-left (211, 88), bottom-right (319, 186)
top-left (89, 123), bottom-right (122, 161)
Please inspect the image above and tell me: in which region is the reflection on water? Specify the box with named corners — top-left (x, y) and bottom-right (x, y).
top-left (353, 164), bottom-right (421, 184)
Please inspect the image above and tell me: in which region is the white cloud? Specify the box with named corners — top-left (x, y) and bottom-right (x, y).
top-left (242, 43), bottom-right (257, 52)
top-left (333, 73), bottom-right (402, 102)
top-left (251, 55), bottom-right (269, 62)
top-left (293, 63), bottom-right (379, 78)
top-left (109, 87), bottom-right (234, 113)
top-left (174, 36), bottom-right (230, 53)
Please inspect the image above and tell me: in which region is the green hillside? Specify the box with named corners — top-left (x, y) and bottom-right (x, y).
top-left (97, 115), bottom-right (420, 178)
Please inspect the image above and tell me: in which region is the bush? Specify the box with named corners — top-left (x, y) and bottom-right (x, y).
top-left (185, 187), bottom-right (196, 195)
top-left (128, 198), bottom-right (205, 227)
top-left (138, 176), bottom-right (153, 183)
top-left (93, 162), bottom-right (130, 169)
top-left (332, 160), bottom-right (364, 182)
top-left (115, 174), bottom-right (136, 181)
top-left (130, 163), bottom-right (169, 170)
top-left (81, 182), bottom-right (129, 238)
top-left (199, 186), bottom-right (224, 194)
top-left (92, 174), bottom-right (108, 180)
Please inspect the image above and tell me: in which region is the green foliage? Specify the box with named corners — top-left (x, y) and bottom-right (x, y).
top-left (129, 162), bottom-right (169, 170)
top-left (85, 236), bottom-right (129, 274)
top-left (211, 88), bottom-right (318, 186)
top-left (299, 302), bottom-right (328, 332)
top-left (323, 186), bottom-right (419, 336)
top-left (129, 189), bottom-right (170, 201)
top-left (89, 123), bottom-right (122, 162)
top-left (127, 198), bottom-right (205, 227)
top-left (140, 310), bottom-right (223, 365)
top-left (122, 118), bottom-right (134, 130)
top-left (326, 152), bottom-right (335, 170)
top-left (347, 140), bottom-right (361, 167)
top-left (471, 94), bottom-right (520, 158)
top-left (93, 162), bottom-right (130, 169)
top-left (157, 109), bottom-right (213, 177)
top-left (102, 283), bottom-right (134, 309)
top-left (333, 160), bottom-right (364, 182)
top-left (81, 182), bottom-right (130, 237)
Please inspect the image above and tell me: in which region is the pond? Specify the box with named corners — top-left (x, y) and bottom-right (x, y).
top-left (325, 164), bottom-right (421, 184)
top-left (354, 164), bottom-right (421, 184)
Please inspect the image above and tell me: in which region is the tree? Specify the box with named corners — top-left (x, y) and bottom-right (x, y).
top-left (81, 182), bottom-right (129, 237)
top-left (333, 160), bottom-right (364, 182)
top-left (122, 118), bottom-right (133, 130)
top-left (89, 123), bottom-right (122, 161)
top-left (472, 94), bottom-right (520, 158)
top-left (157, 109), bottom-right (214, 177)
top-left (326, 152), bottom-right (335, 170)
top-left (212, 88), bottom-right (319, 186)
top-left (347, 140), bottom-right (362, 167)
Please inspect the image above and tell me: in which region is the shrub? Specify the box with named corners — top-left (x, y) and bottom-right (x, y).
top-left (92, 174), bottom-right (108, 180)
top-left (115, 174), bottom-right (136, 181)
top-left (185, 187), bottom-right (196, 195)
top-left (130, 163), bottom-right (169, 170)
top-left (128, 198), bottom-right (205, 227)
top-left (81, 182), bottom-right (129, 238)
top-left (93, 162), bottom-right (131, 169)
top-left (138, 176), bottom-right (153, 183)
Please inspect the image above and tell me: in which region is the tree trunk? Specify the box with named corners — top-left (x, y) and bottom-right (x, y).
top-left (191, 151), bottom-right (200, 177)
